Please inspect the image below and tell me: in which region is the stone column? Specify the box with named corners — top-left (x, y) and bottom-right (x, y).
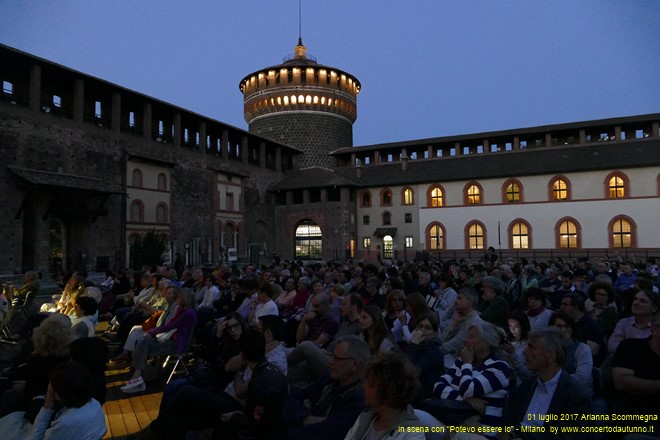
top-left (454, 142), bottom-right (461, 156)
top-left (199, 121), bottom-right (207, 152)
top-left (73, 79), bottom-right (84, 123)
top-left (29, 65), bottom-right (41, 112)
top-left (173, 113), bottom-right (181, 147)
top-left (241, 136), bottom-right (249, 164)
top-left (275, 146), bottom-right (282, 172)
top-left (221, 129), bottom-right (229, 159)
top-left (259, 141), bottom-right (266, 168)
top-left (112, 92), bottom-right (121, 132)
top-left (579, 129), bottom-right (586, 144)
top-left (513, 136), bottom-right (520, 150)
top-left (143, 103), bottom-right (152, 140)
top-left (545, 133), bottom-right (552, 147)
top-left (303, 190), bottom-right (310, 204)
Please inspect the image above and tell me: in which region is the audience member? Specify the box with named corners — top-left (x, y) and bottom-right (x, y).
top-left (284, 335), bottom-right (370, 439)
top-left (344, 351), bottom-right (424, 440)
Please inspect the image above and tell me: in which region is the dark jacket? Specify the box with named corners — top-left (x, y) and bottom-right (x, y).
top-left (284, 374), bottom-right (365, 440)
top-left (230, 359), bottom-right (289, 440)
top-left (404, 339), bottom-right (444, 399)
top-left (503, 370), bottom-right (591, 439)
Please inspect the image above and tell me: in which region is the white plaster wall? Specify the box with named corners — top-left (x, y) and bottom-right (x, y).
top-left (356, 166), bottom-right (660, 251)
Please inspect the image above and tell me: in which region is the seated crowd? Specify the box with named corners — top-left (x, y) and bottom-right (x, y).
top-left (0, 253), bottom-right (658, 439)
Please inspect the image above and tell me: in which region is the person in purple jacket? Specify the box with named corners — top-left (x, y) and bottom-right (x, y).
top-left (121, 286), bottom-right (197, 393)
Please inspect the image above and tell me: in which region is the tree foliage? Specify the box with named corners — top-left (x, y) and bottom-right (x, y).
top-left (129, 230), bottom-right (167, 270)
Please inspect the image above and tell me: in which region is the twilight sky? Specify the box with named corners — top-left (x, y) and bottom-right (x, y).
top-left (1, 0), bottom-right (659, 146)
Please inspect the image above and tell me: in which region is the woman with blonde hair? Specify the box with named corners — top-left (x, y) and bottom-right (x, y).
top-left (0, 313), bottom-right (73, 417)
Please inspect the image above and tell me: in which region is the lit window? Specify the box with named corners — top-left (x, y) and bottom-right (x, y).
top-left (383, 235), bottom-right (393, 259)
top-left (405, 236), bottom-right (414, 248)
top-left (428, 223), bottom-right (444, 250)
top-left (403, 188), bottom-right (414, 205)
top-left (295, 220), bottom-right (322, 260)
top-left (552, 179), bottom-right (568, 201)
top-left (467, 184), bottom-right (481, 205)
top-left (506, 181), bottom-right (520, 203)
top-left (511, 221), bottom-right (529, 249)
top-left (363, 237), bottom-right (371, 249)
top-left (430, 187), bottom-right (443, 207)
top-left (608, 175), bottom-right (625, 198)
top-left (558, 220), bottom-right (578, 249)
top-left (468, 223), bottom-right (485, 250)
top-left (611, 218), bottom-right (632, 248)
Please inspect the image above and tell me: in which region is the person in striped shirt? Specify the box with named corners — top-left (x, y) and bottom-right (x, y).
top-left (432, 321), bottom-right (511, 432)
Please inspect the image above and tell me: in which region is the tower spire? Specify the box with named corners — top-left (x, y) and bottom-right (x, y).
top-left (298, 0), bottom-right (303, 45)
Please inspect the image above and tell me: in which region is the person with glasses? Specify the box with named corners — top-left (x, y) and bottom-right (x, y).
top-left (403, 312), bottom-right (444, 398)
top-left (284, 335), bottom-right (370, 440)
top-left (548, 311), bottom-right (593, 397)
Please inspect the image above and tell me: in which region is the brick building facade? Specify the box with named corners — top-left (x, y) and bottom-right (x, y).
top-left (1, 41), bottom-right (659, 274)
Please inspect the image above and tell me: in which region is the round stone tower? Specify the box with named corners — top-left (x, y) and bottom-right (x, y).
top-left (239, 39), bottom-right (360, 169)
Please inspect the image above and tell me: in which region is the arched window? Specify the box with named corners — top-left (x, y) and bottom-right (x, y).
top-left (129, 200), bottom-right (144, 222)
top-left (465, 221), bottom-right (486, 250)
top-left (383, 235), bottom-right (394, 259)
top-left (131, 168), bottom-right (143, 187)
top-left (503, 179), bottom-right (523, 203)
top-left (605, 172), bottom-right (629, 199)
top-left (509, 220), bottom-right (531, 249)
top-left (156, 203), bottom-right (169, 223)
top-left (464, 182), bottom-right (482, 205)
top-left (361, 191), bottom-right (372, 207)
top-left (426, 222), bottom-right (445, 250)
top-left (381, 188), bottom-right (393, 206)
top-left (382, 212), bottom-right (392, 226)
top-left (556, 218), bottom-right (580, 249)
top-left (295, 220), bottom-right (322, 260)
top-left (427, 185), bottom-right (444, 207)
top-left (549, 176), bottom-right (571, 201)
top-left (363, 215), bottom-right (370, 225)
top-left (157, 173), bottom-right (168, 191)
top-left (609, 216), bottom-right (636, 248)
top-left (401, 187), bottom-right (414, 205)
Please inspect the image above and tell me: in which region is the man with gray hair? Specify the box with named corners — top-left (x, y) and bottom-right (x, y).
top-left (284, 335), bottom-right (370, 439)
top-left (441, 287), bottom-right (483, 367)
top-left (295, 293), bottom-right (339, 348)
top-left (499, 327), bottom-right (590, 439)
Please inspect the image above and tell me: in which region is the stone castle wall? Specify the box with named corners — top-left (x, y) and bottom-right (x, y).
top-left (250, 112), bottom-right (353, 169)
